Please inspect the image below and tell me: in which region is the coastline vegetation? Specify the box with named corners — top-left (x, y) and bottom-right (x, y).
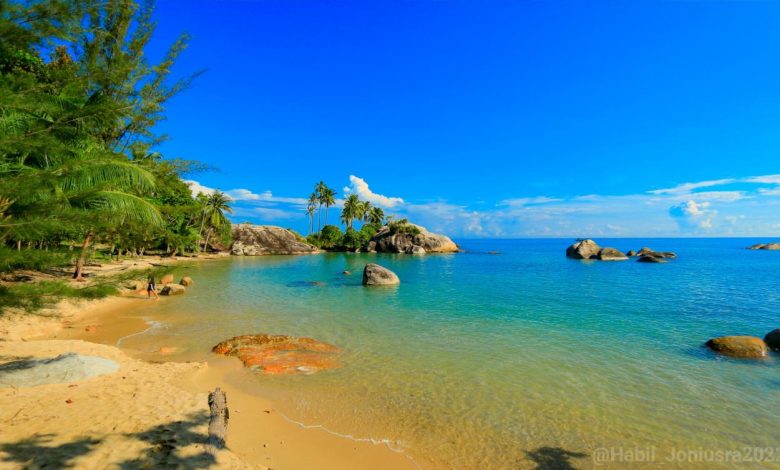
top-left (0, 0), bottom-right (227, 310)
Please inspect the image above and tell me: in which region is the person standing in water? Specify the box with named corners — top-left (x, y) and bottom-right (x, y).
top-left (147, 272), bottom-right (159, 300)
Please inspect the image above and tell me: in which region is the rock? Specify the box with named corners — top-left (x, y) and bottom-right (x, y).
top-left (705, 336), bottom-right (769, 358)
top-left (125, 280), bottom-right (146, 292)
top-left (747, 243), bottom-right (780, 250)
top-left (362, 263), bottom-right (400, 286)
top-left (487, 251), bottom-right (501, 255)
top-left (0, 353), bottom-right (119, 387)
top-left (406, 245), bottom-right (426, 255)
top-left (370, 223), bottom-right (458, 254)
top-left (160, 274), bottom-right (174, 285)
top-left (160, 284), bottom-right (186, 296)
top-left (637, 247), bottom-right (677, 259)
top-left (212, 334), bottom-right (341, 375)
top-left (626, 250), bottom-right (637, 257)
top-left (565, 239), bottom-right (601, 259)
top-left (637, 255), bottom-right (667, 263)
top-left (179, 276), bottom-right (194, 286)
top-left (597, 247), bottom-right (628, 261)
top-left (764, 329), bottom-right (780, 351)
top-left (343, 270), bottom-right (351, 275)
top-left (231, 224), bottom-right (319, 256)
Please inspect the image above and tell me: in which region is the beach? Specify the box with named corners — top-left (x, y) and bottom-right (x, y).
top-left (0, 259), bottom-right (419, 470)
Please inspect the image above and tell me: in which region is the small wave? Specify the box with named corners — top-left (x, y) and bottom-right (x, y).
top-left (276, 410), bottom-right (422, 469)
top-left (116, 319), bottom-right (165, 348)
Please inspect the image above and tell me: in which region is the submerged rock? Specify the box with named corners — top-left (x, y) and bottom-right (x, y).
top-left (747, 243), bottom-right (780, 250)
top-left (705, 336), bottom-right (769, 358)
top-left (370, 224), bottom-right (458, 254)
top-left (362, 263), bottom-right (400, 286)
top-left (231, 224), bottom-right (319, 256)
top-left (565, 239), bottom-right (601, 259)
top-left (597, 247), bottom-right (628, 261)
top-left (212, 334), bottom-right (341, 375)
top-left (0, 353), bottom-right (119, 387)
top-left (179, 276), bottom-right (194, 286)
top-left (764, 329), bottom-right (780, 351)
top-left (160, 284), bottom-right (186, 296)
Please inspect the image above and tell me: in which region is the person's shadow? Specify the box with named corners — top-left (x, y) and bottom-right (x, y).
top-left (525, 446), bottom-right (587, 470)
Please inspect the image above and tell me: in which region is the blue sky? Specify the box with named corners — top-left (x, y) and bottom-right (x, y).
top-left (150, 1), bottom-right (780, 237)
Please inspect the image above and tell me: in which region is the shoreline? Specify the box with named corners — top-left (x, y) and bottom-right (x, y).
top-left (0, 260), bottom-right (422, 469)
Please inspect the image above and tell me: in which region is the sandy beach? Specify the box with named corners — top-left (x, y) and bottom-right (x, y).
top-left (0, 263), bottom-right (420, 470)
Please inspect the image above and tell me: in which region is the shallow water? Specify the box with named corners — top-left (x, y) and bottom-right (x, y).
top-left (121, 239), bottom-right (780, 469)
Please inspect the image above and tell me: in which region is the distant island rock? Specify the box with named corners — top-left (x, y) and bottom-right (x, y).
top-left (231, 224), bottom-right (319, 256)
top-left (565, 239), bottom-right (627, 261)
top-left (747, 243), bottom-right (780, 250)
top-left (368, 223), bottom-right (458, 254)
top-left (705, 336), bottom-right (769, 359)
top-left (362, 263), bottom-right (400, 286)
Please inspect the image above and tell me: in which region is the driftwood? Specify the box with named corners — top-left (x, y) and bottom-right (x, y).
top-left (205, 388), bottom-right (229, 458)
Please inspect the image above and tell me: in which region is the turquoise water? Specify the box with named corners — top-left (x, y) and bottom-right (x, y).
top-left (122, 239), bottom-right (780, 469)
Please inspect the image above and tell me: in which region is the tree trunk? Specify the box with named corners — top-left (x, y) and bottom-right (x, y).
top-left (203, 232), bottom-right (211, 253)
top-left (72, 230), bottom-right (93, 281)
top-left (16, 240), bottom-right (21, 252)
top-left (205, 388), bottom-right (229, 458)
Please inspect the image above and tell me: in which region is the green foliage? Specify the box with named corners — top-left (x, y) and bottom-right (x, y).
top-left (388, 218), bottom-right (420, 236)
top-left (308, 224), bottom-right (343, 249)
top-left (0, 280), bottom-right (117, 313)
top-left (0, 246), bottom-right (71, 272)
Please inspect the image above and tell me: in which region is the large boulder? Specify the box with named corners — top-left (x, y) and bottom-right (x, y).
top-left (747, 243), bottom-right (780, 250)
top-left (764, 329), bottom-right (780, 351)
top-left (362, 263), bottom-right (400, 286)
top-left (212, 334), bottom-right (341, 375)
top-left (160, 284), bottom-right (186, 296)
top-left (597, 247), bottom-right (628, 261)
top-left (406, 245), bottom-right (426, 255)
top-left (565, 239), bottom-right (601, 259)
top-left (160, 274), bottom-right (174, 285)
top-left (370, 223), bottom-right (458, 254)
top-left (231, 224), bottom-right (319, 256)
top-left (179, 276), bottom-right (194, 286)
top-left (705, 336), bottom-right (769, 358)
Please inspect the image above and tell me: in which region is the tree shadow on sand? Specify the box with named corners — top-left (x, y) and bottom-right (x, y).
top-left (525, 446), bottom-right (588, 470)
top-left (0, 411), bottom-right (217, 469)
top-left (0, 434), bottom-right (101, 469)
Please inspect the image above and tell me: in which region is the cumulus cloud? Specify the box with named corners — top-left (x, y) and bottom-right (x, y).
top-left (669, 200), bottom-right (716, 231)
top-left (343, 175), bottom-right (404, 208)
top-left (185, 180), bottom-right (216, 197)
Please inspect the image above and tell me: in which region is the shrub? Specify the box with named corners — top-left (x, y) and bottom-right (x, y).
top-left (387, 218), bottom-right (420, 236)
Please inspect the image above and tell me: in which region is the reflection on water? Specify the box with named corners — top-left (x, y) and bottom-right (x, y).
top-left (121, 239), bottom-right (780, 469)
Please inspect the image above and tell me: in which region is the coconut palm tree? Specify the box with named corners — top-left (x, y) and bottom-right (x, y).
top-left (306, 192), bottom-right (318, 235)
top-left (200, 190), bottom-right (232, 252)
top-left (314, 181), bottom-right (327, 232)
top-left (341, 194), bottom-right (362, 230)
top-left (367, 206), bottom-right (385, 226)
top-left (321, 186), bottom-right (336, 226)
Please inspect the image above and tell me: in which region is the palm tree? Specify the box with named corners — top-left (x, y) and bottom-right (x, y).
top-left (367, 206), bottom-right (385, 226)
top-left (321, 186), bottom-right (336, 226)
top-left (341, 194), bottom-right (362, 230)
top-left (360, 201), bottom-right (372, 224)
top-left (306, 192), bottom-right (318, 235)
top-left (314, 181), bottom-right (327, 232)
top-left (200, 190), bottom-right (232, 252)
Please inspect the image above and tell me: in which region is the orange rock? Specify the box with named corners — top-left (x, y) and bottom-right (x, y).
top-left (212, 334), bottom-right (341, 375)
top-left (705, 336), bottom-right (769, 358)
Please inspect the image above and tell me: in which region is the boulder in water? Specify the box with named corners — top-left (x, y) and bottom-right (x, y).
top-left (406, 245), bottom-right (426, 255)
top-left (212, 334), bottom-right (341, 375)
top-left (747, 243), bottom-right (780, 250)
top-left (362, 263), bottom-right (400, 286)
top-left (160, 274), bottom-right (174, 285)
top-left (705, 336), bottom-right (769, 358)
top-left (370, 223), bottom-right (458, 254)
top-left (0, 353), bottom-right (119, 387)
top-left (179, 276), bottom-right (194, 286)
top-left (597, 247), bottom-right (628, 261)
top-left (160, 284), bottom-right (186, 296)
top-left (764, 329), bottom-right (780, 351)
top-left (637, 255), bottom-right (666, 263)
top-left (637, 247), bottom-right (677, 259)
top-left (565, 239), bottom-right (601, 259)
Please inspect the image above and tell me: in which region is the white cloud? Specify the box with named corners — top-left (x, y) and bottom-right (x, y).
top-left (344, 175), bottom-right (404, 208)
top-left (650, 178), bottom-right (734, 195)
top-left (185, 180), bottom-right (216, 197)
top-left (669, 200), bottom-right (716, 231)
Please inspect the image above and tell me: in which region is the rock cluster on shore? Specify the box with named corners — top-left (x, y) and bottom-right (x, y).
top-left (368, 224), bottom-right (458, 254)
top-left (231, 224), bottom-right (319, 256)
top-left (565, 239), bottom-right (677, 263)
top-left (705, 328), bottom-right (780, 359)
